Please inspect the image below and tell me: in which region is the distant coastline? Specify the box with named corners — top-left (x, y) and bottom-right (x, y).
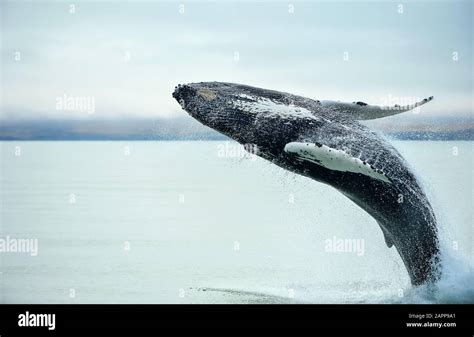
top-left (1, 117), bottom-right (472, 141)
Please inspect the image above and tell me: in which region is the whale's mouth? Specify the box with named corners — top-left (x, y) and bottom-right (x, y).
top-left (172, 83), bottom-right (225, 132)
top-left (172, 84), bottom-right (197, 117)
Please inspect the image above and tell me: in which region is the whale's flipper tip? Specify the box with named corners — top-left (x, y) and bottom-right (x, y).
top-left (320, 95), bottom-right (435, 120)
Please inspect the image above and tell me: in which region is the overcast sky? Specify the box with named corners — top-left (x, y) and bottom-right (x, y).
top-left (1, 0), bottom-right (472, 120)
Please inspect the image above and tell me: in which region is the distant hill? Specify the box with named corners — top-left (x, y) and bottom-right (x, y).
top-left (0, 118), bottom-right (224, 141)
top-left (0, 117), bottom-right (472, 141)
top-left (386, 130), bottom-right (473, 141)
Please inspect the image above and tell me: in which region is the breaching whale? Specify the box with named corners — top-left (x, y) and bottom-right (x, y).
top-left (172, 82), bottom-right (440, 286)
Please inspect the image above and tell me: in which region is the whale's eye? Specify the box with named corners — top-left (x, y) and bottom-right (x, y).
top-left (197, 88), bottom-right (217, 101)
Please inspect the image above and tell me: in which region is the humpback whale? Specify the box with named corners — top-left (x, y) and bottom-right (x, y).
top-left (172, 82), bottom-right (440, 286)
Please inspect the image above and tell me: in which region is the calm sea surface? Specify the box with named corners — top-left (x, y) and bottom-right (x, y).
top-left (0, 141), bottom-right (472, 303)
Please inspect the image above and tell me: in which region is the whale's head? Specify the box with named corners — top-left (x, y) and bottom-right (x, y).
top-left (172, 82), bottom-right (260, 143)
top-left (173, 82), bottom-right (324, 158)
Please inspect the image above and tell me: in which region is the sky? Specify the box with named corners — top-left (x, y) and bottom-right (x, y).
top-left (1, 0), bottom-right (472, 121)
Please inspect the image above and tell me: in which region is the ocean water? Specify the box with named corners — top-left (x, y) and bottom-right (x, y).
top-left (0, 140), bottom-right (472, 304)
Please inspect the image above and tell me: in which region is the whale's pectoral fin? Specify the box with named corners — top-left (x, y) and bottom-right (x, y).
top-left (320, 96), bottom-right (434, 120)
top-left (284, 142), bottom-right (391, 184)
top-left (379, 222), bottom-right (394, 248)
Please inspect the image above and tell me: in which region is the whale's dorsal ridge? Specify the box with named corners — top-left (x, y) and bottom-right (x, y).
top-left (320, 96), bottom-right (434, 120)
